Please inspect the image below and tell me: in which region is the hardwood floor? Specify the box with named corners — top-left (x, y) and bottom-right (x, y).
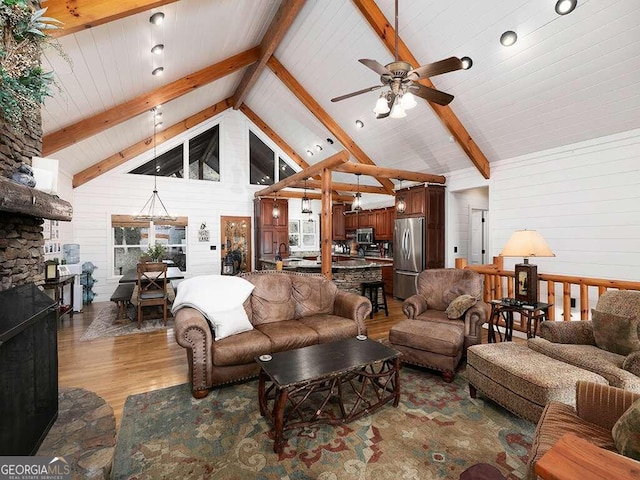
top-left (58, 296), bottom-right (408, 428)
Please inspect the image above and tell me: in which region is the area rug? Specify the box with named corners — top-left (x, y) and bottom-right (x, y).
top-left (113, 368), bottom-right (534, 479)
top-left (80, 303), bottom-right (174, 341)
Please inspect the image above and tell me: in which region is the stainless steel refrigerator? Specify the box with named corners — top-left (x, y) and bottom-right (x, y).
top-left (393, 217), bottom-right (424, 299)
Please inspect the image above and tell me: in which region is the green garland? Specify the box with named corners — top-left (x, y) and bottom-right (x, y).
top-left (0, 0), bottom-right (62, 130)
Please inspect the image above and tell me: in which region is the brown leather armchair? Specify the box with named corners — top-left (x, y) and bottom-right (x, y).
top-left (401, 268), bottom-right (488, 349)
top-left (391, 269), bottom-right (488, 382)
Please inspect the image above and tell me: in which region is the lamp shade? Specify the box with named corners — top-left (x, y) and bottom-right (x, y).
top-left (500, 230), bottom-right (555, 259)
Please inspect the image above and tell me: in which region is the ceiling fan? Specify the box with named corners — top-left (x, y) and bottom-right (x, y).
top-left (331, 0), bottom-right (463, 119)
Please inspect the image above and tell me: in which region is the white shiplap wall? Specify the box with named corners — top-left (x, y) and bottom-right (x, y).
top-left (71, 109), bottom-right (297, 300)
top-left (446, 127), bottom-right (640, 284)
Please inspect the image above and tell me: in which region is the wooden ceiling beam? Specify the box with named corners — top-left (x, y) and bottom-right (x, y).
top-left (72, 97), bottom-right (233, 188)
top-left (261, 190), bottom-right (353, 203)
top-left (232, 0), bottom-right (306, 109)
top-left (334, 162), bottom-right (446, 184)
top-left (254, 150), bottom-right (349, 197)
top-left (43, 47), bottom-right (260, 156)
top-left (290, 179), bottom-right (389, 195)
top-left (45, 0), bottom-right (180, 38)
top-left (352, 0), bottom-right (490, 179)
top-left (266, 55), bottom-right (396, 195)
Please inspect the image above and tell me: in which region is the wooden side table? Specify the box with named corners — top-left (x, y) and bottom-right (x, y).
top-left (42, 274), bottom-right (75, 325)
top-left (535, 433), bottom-right (640, 480)
top-left (488, 299), bottom-right (551, 342)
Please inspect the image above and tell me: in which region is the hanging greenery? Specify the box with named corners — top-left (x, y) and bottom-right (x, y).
top-left (0, 0), bottom-right (64, 130)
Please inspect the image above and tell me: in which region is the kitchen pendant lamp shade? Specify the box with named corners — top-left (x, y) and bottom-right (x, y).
top-left (353, 174), bottom-right (362, 211)
top-left (272, 198), bottom-right (280, 219)
top-left (301, 178), bottom-right (312, 214)
top-left (134, 110), bottom-right (176, 222)
top-left (500, 230), bottom-right (555, 261)
top-left (396, 195), bottom-right (406, 213)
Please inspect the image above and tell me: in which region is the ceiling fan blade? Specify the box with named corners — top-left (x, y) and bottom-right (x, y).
top-left (410, 83), bottom-right (454, 106)
top-left (359, 59), bottom-right (392, 77)
top-left (331, 85), bottom-right (382, 102)
top-left (408, 57), bottom-right (463, 80)
top-left (376, 93), bottom-right (396, 119)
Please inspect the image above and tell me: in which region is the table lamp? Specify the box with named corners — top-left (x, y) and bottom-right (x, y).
top-left (500, 229), bottom-right (555, 305)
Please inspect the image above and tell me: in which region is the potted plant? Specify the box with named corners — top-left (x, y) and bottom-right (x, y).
top-left (144, 243), bottom-right (166, 263)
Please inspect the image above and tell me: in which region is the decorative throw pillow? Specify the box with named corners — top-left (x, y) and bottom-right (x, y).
top-left (591, 309), bottom-right (640, 356)
top-left (445, 294), bottom-right (478, 319)
top-left (208, 304), bottom-right (254, 341)
top-left (612, 398), bottom-right (640, 461)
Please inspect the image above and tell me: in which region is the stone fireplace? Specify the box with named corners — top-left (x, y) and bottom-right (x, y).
top-left (0, 114), bottom-right (72, 291)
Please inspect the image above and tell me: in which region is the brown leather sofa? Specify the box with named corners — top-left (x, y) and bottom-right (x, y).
top-left (174, 271), bottom-right (372, 398)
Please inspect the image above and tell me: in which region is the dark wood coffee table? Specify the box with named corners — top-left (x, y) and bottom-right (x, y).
top-left (256, 337), bottom-right (401, 453)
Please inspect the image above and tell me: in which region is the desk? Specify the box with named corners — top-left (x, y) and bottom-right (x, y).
top-left (488, 299), bottom-right (550, 343)
top-left (535, 433), bottom-right (640, 480)
top-left (42, 274), bottom-right (75, 324)
top-left (119, 266), bottom-right (184, 284)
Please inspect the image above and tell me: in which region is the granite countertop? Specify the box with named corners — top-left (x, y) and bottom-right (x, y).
top-left (260, 257), bottom-right (384, 270)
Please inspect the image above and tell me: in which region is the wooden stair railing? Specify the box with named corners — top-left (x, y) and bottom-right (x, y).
top-left (455, 257), bottom-right (640, 333)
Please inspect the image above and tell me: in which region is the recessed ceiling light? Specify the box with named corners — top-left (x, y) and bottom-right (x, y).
top-left (326, 138), bottom-right (334, 144)
top-left (155, 121), bottom-right (163, 128)
top-left (500, 30), bottom-right (518, 47)
top-left (152, 67), bottom-right (164, 76)
top-left (355, 120), bottom-right (364, 129)
top-left (149, 12), bottom-right (165, 25)
top-left (306, 149), bottom-right (313, 156)
top-left (315, 144), bottom-right (323, 151)
top-left (151, 44), bottom-right (164, 54)
top-left (555, 0), bottom-right (577, 15)
top-left (461, 56), bottom-right (473, 70)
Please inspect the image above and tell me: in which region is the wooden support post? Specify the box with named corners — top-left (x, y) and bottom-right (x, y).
top-left (321, 168), bottom-right (332, 279)
top-left (547, 280), bottom-right (556, 321)
top-left (580, 284), bottom-right (589, 320)
top-left (454, 258), bottom-right (467, 269)
top-left (563, 283), bottom-right (572, 321)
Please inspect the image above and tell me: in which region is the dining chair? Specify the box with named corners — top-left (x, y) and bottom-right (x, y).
top-left (136, 262), bottom-right (168, 329)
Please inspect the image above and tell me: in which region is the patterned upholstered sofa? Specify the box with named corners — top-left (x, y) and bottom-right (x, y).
top-left (467, 290), bottom-right (640, 422)
top-left (174, 271), bottom-right (371, 398)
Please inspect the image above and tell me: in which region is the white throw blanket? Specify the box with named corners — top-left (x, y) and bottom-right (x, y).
top-left (171, 275), bottom-right (255, 340)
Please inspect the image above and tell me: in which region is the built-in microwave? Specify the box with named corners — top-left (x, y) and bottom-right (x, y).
top-left (356, 228), bottom-right (374, 245)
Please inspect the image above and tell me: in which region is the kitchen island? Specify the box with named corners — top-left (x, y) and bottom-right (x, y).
top-left (259, 257), bottom-right (383, 295)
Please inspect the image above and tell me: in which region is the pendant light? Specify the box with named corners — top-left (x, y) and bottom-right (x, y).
top-left (301, 178), bottom-right (312, 214)
top-left (353, 174), bottom-right (362, 211)
top-left (272, 195), bottom-right (280, 219)
top-left (396, 179), bottom-right (406, 213)
top-left (134, 109), bottom-right (176, 222)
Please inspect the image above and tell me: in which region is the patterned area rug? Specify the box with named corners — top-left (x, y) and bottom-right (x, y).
top-left (113, 368), bottom-right (534, 479)
top-left (80, 303), bottom-right (174, 341)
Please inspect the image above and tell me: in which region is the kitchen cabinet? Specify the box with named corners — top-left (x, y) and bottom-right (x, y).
top-left (359, 211), bottom-right (374, 228)
top-left (344, 211), bottom-right (358, 232)
top-left (255, 198), bottom-right (289, 269)
top-left (396, 186), bottom-right (425, 217)
top-left (332, 203), bottom-right (348, 240)
top-left (425, 185), bottom-right (445, 269)
top-left (374, 207), bottom-right (395, 241)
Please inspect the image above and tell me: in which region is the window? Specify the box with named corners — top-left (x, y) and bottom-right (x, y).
top-left (128, 124), bottom-right (219, 181)
top-left (129, 144), bottom-right (184, 178)
top-left (288, 219), bottom-right (318, 251)
top-left (189, 124), bottom-right (219, 181)
top-left (112, 215), bottom-right (188, 275)
top-left (249, 131), bottom-right (274, 185)
top-left (249, 131), bottom-right (298, 185)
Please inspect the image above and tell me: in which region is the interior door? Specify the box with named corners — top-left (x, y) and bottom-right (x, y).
top-left (469, 208), bottom-right (488, 265)
top-left (220, 216), bottom-right (251, 273)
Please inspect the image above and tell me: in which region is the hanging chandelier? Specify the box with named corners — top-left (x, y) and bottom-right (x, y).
top-left (353, 174), bottom-right (362, 211)
top-left (396, 179), bottom-right (406, 213)
top-left (272, 195), bottom-right (280, 219)
top-left (301, 178), bottom-right (312, 214)
top-left (134, 109), bottom-right (176, 222)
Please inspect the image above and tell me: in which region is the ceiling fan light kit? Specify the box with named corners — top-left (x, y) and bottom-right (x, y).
top-left (331, 0), bottom-right (464, 117)
top-left (461, 57), bottom-right (473, 70)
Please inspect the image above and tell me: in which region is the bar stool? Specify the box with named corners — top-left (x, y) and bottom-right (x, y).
top-left (361, 281), bottom-right (388, 318)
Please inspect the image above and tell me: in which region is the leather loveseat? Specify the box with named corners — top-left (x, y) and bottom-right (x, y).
top-left (174, 271), bottom-right (371, 398)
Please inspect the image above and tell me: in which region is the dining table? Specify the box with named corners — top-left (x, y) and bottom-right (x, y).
top-left (119, 266), bottom-right (185, 284)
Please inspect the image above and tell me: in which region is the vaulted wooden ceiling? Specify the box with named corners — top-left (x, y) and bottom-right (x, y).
top-left (40, 0), bottom-right (640, 190)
